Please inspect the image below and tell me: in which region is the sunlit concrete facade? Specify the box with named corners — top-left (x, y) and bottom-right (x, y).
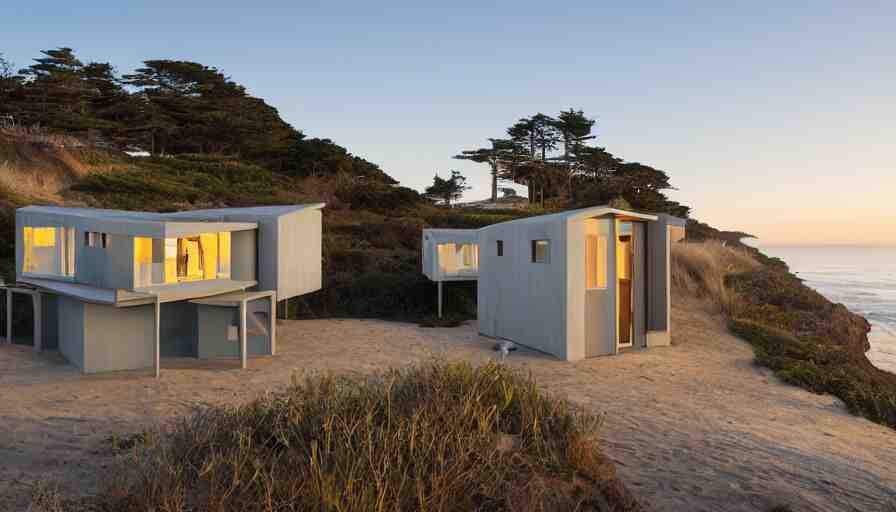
top-left (423, 206), bottom-right (686, 361)
top-left (3, 204), bottom-right (324, 375)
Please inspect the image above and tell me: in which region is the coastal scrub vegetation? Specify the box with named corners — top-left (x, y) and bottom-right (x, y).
top-left (78, 361), bottom-right (640, 511)
top-left (673, 241), bottom-right (896, 429)
top-left (3, 45), bottom-right (891, 431)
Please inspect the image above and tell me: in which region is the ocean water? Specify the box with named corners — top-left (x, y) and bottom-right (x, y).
top-left (759, 245), bottom-right (896, 374)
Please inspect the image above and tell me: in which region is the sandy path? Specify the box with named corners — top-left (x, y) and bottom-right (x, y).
top-left (1, 298), bottom-right (895, 511)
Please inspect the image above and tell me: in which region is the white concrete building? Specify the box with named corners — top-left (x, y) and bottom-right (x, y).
top-left (423, 206), bottom-right (685, 360)
top-left (2, 204), bottom-right (324, 375)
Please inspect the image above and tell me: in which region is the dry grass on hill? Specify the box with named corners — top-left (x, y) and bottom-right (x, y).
top-left (67, 361), bottom-right (640, 512)
top-left (671, 240), bottom-right (760, 312)
top-left (0, 128), bottom-right (133, 203)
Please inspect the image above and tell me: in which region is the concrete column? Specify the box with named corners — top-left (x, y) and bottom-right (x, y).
top-left (5, 289), bottom-right (11, 344)
top-left (239, 299), bottom-right (247, 369)
top-left (269, 293), bottom-right (277, 356)
top-left (153, 296), bottom-right (160, 378)
top-left (32, 292), bottom-right (41, 352)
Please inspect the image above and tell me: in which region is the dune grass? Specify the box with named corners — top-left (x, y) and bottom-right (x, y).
top-left (671, 240), bottom-right (760, 312)
top-left (85, 361), bottom-right (640, 512)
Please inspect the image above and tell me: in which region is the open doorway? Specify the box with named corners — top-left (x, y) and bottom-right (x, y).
top-left (616, 222), bottom-right (633, 348)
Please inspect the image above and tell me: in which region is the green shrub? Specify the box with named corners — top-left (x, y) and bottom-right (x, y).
top-left (728, 313), bottom-right (896, 428)
top-left (334, 181), bottom-right (424, 212)
top-left (95, 361), bottom-right (641, 511)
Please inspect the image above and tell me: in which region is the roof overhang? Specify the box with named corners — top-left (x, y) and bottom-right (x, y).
top-left (566, 207), bottom-right (658, 222)
top-left (17, 277), bottom-right (258, 306)
top-left (18, 277), bottom-right (156, 306)
top-left (423, 228), bottom-right (480, 244)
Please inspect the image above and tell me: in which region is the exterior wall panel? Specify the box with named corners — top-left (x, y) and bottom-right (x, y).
top-left (478, 216), bottom-right (568, 359)
top-left (582, 218), bottom-right (616, 357)
top-left (57, 295), bottom-right (85, 370)
top-left (277, 209), bottom-right (322, 299)
top-left (231, 230), bottom-right (257, 282)
top-left (160, 301), bottom-right (198, 357)
top-left (83, 303), bottom-right (154, 373)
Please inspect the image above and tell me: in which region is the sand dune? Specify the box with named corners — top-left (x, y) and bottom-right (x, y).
top-left (1, 297), bottom-right (895, 511)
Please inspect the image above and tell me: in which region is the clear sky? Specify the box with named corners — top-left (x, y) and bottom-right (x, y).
top-left (3, 2), bottom-right (894, 245)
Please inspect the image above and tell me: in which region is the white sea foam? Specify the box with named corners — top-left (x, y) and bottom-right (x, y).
top-left (760, 245), bottom-right (896, 374)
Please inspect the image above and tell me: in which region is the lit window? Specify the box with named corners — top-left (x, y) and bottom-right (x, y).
top-left (218, 231), bottom-right (231, 279)
top-left (23, 226), bottom-right (75, 276)
top-left (64, 227), bottom-right (74, 276)
top-left (531, 240), bottom-right (550, 264)
top-left (164, 238), bottom-right (178, 283)
top-left (586, 235), bottom-right (607, 289)
top-left (162, 233), bottom-right (231, 283)
top-left (436, 243), bottom-right (454, 274)
top-left (133, 237), bottom-right (155, 288)
top-left (456, 243), bottom-right (478, 272)
top-left (497, 240), bottom-right (504, 256)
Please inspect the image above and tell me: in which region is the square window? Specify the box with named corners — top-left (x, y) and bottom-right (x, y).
top-left (531, 240), bottom-right (550, 263)
top-left (496, 240), bottom-right (504, 256)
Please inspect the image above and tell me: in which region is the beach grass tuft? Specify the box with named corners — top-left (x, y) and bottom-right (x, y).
top-left (85, 360), bottom-right (640, 512)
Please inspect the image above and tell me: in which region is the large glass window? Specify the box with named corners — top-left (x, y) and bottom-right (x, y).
top-left (436, 242), bottom-right (478, 275)
top-left (135, 233), bottom-right (233, 288)
top-left (23, 226), bottom-right (75, 277)
top-left (456, 243), bottom-right (478, 271)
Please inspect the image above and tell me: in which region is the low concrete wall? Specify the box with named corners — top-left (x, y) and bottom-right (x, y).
top-left (83, 303), bottom-right (154, 373)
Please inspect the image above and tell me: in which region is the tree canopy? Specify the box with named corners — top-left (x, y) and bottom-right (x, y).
top-left (456, 108), bottom-right (689, 216)
top-left (424, 170), bottom-right (470, 207)
top-left (0, 47), bottom-right (395, 183)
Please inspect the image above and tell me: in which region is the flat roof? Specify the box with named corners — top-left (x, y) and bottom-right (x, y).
top-left (16, 203), bottom-right (325, 238)
top-left (422, 228), bottom-right (480, 244)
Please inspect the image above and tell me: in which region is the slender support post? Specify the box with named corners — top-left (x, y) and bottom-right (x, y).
top-left (5, 289), bottom-right (11, 344)
top-left (269, 293), bottom-right (277, 356)
top-left (239, 299), bottom-right (247, 369)
top-left (153, 296), bottom-right (160, 378)
top-left (32, 292), bottom-right (41, 352)
top-left (437, 281), bottom-right (443, 319)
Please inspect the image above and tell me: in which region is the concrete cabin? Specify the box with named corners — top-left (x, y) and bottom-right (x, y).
top-left (2, 204), bottom-right (324, 375)
top-left (421, 229), bottom-right (479, 318)
top-left (423, 206), bottom-right (686, 361)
